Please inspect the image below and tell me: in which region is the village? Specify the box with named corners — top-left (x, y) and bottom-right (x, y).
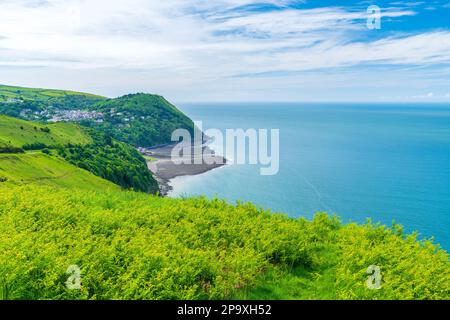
top-left (16, 107), bottom-right (148, 124)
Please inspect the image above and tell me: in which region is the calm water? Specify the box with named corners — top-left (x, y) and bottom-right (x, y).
top-left (170, 103), bottom-right (450, 249)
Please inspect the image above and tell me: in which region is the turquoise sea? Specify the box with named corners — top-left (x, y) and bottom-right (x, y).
top-left (170, 103), bottom-right (450, 249)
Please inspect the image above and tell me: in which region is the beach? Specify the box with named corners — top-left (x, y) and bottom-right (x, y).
top-left (141, 143), bottom-right (226, 196)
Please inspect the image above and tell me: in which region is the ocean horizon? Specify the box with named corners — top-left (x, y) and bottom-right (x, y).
top-left (170, 102), bottom-right (450, 250)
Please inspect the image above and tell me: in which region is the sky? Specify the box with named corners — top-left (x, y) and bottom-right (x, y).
top-left (0, 0), bottom-right (450, 102)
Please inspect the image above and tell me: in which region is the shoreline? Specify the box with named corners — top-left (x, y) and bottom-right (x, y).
top-left (141, 143), bottom-right (226, 196)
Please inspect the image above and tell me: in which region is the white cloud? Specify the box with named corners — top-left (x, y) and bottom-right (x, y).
top-left (0, 2), bottom-right (423, 71)
top-left (0, 0), bottom-right (449, 101)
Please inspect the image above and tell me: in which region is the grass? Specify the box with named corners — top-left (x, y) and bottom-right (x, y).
top-left (0, 115), bottom-right (92, 148)
top-left (233, 248), bottom-right (340, 300)
top-left (0, 84), bottom-right (105, 102)
top-left (0, 152), bottom-right (119, 191)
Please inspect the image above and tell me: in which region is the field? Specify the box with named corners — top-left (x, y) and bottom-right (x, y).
top-left (0, 84), bottom-right (105, 102)
top-left (0, 115), bottom-right (158, 193)
top-left (0, 115), bottom-right (100, 190)
top-left (0, 115), bottom-right (92, 148)
top-left (0, 152), bottom-right (119, 191)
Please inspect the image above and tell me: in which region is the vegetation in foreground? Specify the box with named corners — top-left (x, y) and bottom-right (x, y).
top-left (0, 185), bottom-right (448, 300)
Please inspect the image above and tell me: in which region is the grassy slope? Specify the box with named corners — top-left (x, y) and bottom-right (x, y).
top-left (0, 114), bottom-right (94, 191)
top-left (0, 115), bottom-right (158, 194)
top-left (0, 85), bottom-right (194, 147)
top-left (0, 185), bottom-right (448, 300)
top-left (233, 249), bottom-right (340, 300)
top-left (0, 152), bottom-right (119, 191)
top-left (238, 224), bottom-right (450, 300)
top-left (0, 115), bottom-right (92, 148)
top-left (84, 93), bottom-right (195, 147)
top-left (0, 115), bottom-right (123, 191)
top-left (0, 84), bottom-right (105, 102)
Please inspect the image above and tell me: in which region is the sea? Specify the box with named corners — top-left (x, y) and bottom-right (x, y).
top-left (169, 103), bottom-right (450, 250)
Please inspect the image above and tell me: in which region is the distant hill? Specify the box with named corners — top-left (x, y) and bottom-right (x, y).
top-left (82, 93), bottom-right (195, 147)
top-left (0, 84), bottom-right (194, 147)
top-left (0, 84), bottom-right (106, 118)
top-left (0, 84), bottom-right (105, 102)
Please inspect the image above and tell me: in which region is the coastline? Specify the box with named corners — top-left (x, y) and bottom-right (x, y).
top-left (141, 143), bottom-right (226, 196)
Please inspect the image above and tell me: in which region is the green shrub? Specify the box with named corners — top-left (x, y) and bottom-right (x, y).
top-left (0, 186), bottom-right (316, 300)
top-left (0, 185), bottom-right (448, 300)
top-left (334, 223), bottom-right (450, 300)
top-left (23, 142), bottom-right (48, 150)
top-left (0, 146), bottom-right (24, 154)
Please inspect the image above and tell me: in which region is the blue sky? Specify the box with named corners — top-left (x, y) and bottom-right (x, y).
top-left (0, 0), bottom-right (450, 102)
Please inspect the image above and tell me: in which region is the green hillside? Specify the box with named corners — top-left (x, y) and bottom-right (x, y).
top-left (0, 185), bottom-right (448, 300)
top-left (0, 84), bottom-right (195, 148)
top-left (0, 84), bottom-right (105, 102)
top-left (57, 129), bottom-right (159, 194)
top-left (82, 93), bottom-right (195, 147)
top-left (0, 115), bottom-right (158, 193)
top-left (0, 84), bottom-right (106, 119)
top-left (0, 153), bottom-right (119, 191)
top-left (0, 115), bottom-right (92, 149)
